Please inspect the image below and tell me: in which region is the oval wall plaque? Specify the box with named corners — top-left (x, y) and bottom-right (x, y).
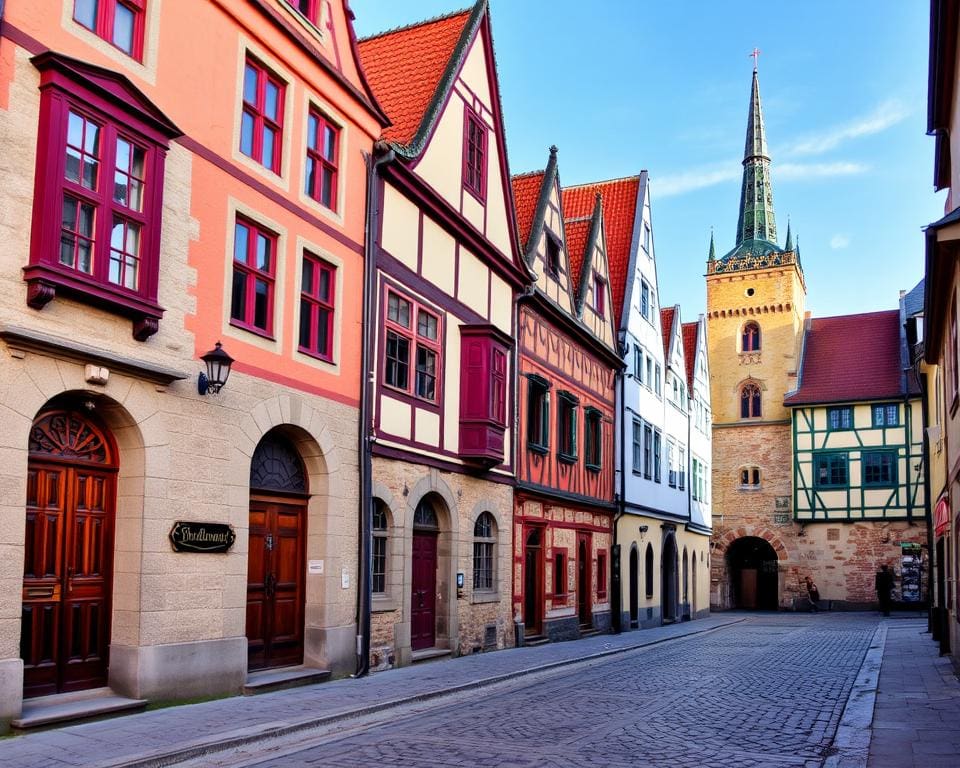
top-left (169, 521), bottom-right (236, 553)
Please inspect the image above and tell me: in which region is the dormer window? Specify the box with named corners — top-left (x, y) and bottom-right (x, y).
top-left (463, 108), bottom-right (487, 201)
top-left (593, 273), bottom-right (606, 317)
top-left (545, 236), bottom-right (560, 277)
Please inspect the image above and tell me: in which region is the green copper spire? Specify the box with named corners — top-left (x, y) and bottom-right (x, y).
top-left (784, 218), bottom-right (793, 251)
top-left (708, 229), bottom-right (716, 261)
top-left (735, 66), bottom-right (778, 248)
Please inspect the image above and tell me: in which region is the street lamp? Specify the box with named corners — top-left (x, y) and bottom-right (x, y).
top-left (198, 341), bottom-right (234, 395)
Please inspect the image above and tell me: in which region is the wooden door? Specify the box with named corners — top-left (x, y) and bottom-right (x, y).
top-left (577, 536), bottom-right (591, 626)
top-left (411, 532), bottom-right (437, 650)
top-left (740, 569), bottom-right (758, 609)
top-left (523, 528), bottom-right (542, 634)
top-left (22, 461), bottom-right (116, 698)
top-left (629, 547), bottom-right (639, 626)
top-left (247, 499), bottom-right (305, 670)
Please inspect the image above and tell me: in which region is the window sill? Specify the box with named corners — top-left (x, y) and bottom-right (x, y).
top-left (463, 182), bottom-right (486, 206)
top-left (585, 463), bottom-right (601, 473)
top-left (557, 453), bottom-right (578, 465)
top-left (24, 263), bottom-right (164, 341)
top-left (298, 345), bottom-right (336, 365)
top-left (372, 594), bottom-right (397, 613)
top-left (230, 320), bottom-right (275, 342)
top-left (527, 443), bottom-right (549, 455)
top-left (471, 591), bottom-right (500, 605)
top-left (383, 382), bottom-right (441, 411)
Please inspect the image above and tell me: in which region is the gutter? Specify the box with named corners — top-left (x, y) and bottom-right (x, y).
top-left (354, 147), bottom-right (395, 678)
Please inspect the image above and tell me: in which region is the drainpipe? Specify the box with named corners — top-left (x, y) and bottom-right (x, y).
top-left (354, 147), bottom-right (395, 678)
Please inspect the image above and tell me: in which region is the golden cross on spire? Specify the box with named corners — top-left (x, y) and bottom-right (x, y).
top-left (750, 47), bottom-right (761, 71)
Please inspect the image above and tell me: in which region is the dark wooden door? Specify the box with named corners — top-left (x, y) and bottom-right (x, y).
top-left (740, 569), bottom-right (758, 609)
top-left (247, 498), bottom-right (305, 670)
top-left (411, 532), bottom-right (437, 650)
top-left (22, 462), bottom-right (115, 698)
top-left (577, 536), bottom-right (591, 626)
top-left (629, 547), bottom-right (639, 626)
top-left (523, 528), bottom-right (542, 634)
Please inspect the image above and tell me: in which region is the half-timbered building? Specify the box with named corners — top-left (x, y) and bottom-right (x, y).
top-left (511, 147), bottom-right (621, 643)
top-left (357, 0), bottom-right (527, 668)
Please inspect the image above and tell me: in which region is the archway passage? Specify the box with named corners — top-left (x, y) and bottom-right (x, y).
top-left (247, 431), bottom-right (308, 671)
top-left (523, 527), bottom-right (543, 635)
top-left (629, 546), bottom-right (639, 628)
top-left (411, 498), bottom-right (440, 651)
top-left (662, 535), bottom-right (678, 623)
top-left (21, 409), bottom-right (118, 698)
top-left (727, 537), bottom-right (779, 610)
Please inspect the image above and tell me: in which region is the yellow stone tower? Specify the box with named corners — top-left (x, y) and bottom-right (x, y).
top-left (706, 65), bottom-right (807, 610)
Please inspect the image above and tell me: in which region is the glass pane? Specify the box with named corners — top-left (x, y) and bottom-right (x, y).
top-left (262, 127), bottom-right (275, 169)
top-left (84, 120), bottom-right (99, 155)
top-left (243, 64), bottom-right (258, 104)
top-left (109, 254), bottom-right (121, 285)
top-left (255, 233), bottom-right (270, 272)
top-left (254, 279), bottom-right (270, 330)
top-left (265, 81), bottom-right (280, 121)
top-left (111, 219), bottom-right (125, 251)
top-left (112, 3), bottom-right (135, 54)
top-left (128, 178), bottom-right (143, 212)
top-left (113, 170), bottom-right (128, 207)
top-left (299, 298), bottom-right (312, 349)
top-left (78, 201), bottom-right (95, 237)
top-left (125, 220), bottom-right (140, 256)
top-left (240, 112), bottom-right (255, 157)
top-left (74, 0), bottom-right (98, 30)
top-left (67, 111), bottom-right (84, 148)
top-left (301, 258), bottom-right (314, 295)
top-left (417, 311), bottom-right (437, 340)
top-left (320, 168), bottom-right (334, 207)
top-left (116, 137), bottom-right (131, 171)
top-left (323, 125), bottom-right (336, 161)
top-left (234, 222), bottom-right (248, 263)
top-left (316, 307), bottom-right (330, 356)
top-left (65, 147), bottom-right (82, 183)
top-left (307, 113), bottom-right (318, 149)
top-left (82, 155), bottom-right (99, 190)
top-left (60, 232), bottom-right (76, 268)
top-left (318, 267), bottom-right (330, 302)
top-left (124, 254), bottom-right (137, 289)
top-left (77, 238), bottom-right (92, 273)
top-left (231, 269), bottom-right (246, 321)
top-left (305, 157), bottom-right (316, 197)
top-left (62, 195), bottom-right (77, 231)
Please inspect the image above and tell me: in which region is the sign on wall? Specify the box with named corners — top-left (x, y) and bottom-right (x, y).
top-left (900, 543), bottom-right (922, 603)
top-left (169, 522), bottom-right (236, 553)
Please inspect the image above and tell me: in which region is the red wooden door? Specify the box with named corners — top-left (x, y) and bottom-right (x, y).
top-left (247, 499), bottom-right (305, 670)
top-left (411, 532), bottom-right (437, 650)
top-left (577, 535), bottom-right (591, 626)
top-left (523, 528), bottom-right (543, 634)
top-left (22, 462), bottom-right (116, 698)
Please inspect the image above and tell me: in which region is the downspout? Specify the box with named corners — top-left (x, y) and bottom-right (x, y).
top-left (354, 147), bottom-right (395, 678)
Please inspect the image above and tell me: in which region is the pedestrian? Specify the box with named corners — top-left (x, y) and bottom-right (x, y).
top-left (804, 576), bottom-right (821, 612)
top-left (875, 564), bottom-right (894, 617)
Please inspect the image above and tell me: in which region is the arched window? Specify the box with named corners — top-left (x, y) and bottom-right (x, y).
top-left (372, 499), bottom-right (389, 595)
top-left (742, 322), bottom-right (761, 352)
top-left (473, 512), bottom-right (496, 591)
top-left (645, 543), bottom-right (655, 598)
top-left (740, 382), bottom-right (762, 418)
top-left (413, 498), bottom-right (439, 530)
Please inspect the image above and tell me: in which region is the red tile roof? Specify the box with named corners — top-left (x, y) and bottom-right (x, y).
top-left (511, 171), bottom-right (544, 252)
top-left (562, 177), bottom-right (640, 328)
top-left (357, 9), bottom-right (472, 146)
top-left (563, 218), bottom-right (591, 297)
top-left (784, 310), bottom-right (914, 405)
top-left (681, 321), bottom-right (698, 389)
top-left (660, 307), bottom-right (675, 358)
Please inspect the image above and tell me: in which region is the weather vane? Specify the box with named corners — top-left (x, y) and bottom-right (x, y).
top-left (750, 47), bottom-right (761, 71)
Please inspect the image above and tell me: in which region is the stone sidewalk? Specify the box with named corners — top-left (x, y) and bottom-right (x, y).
top-left (0, 616), bottom-right (743, 768)
top-left (867, 619), bottom-right (960, 767)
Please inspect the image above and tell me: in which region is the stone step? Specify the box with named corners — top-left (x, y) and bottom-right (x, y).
top-left (243, 666), bottom-right (331, 695)
top-left (13, 687), bottom-right (147, 729)
top-left (410, 648), bottom-right (452, 664)
top-left (523, 635), bottom-right (550, 647)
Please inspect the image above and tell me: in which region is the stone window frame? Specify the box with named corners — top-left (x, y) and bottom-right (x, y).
top-left (472, 512), bottom-right (497, 594)
top-left (739, 465), bottom-right (762, 489)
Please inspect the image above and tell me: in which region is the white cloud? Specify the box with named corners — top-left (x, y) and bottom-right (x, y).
top-left (785, 100), bottom-right (909, 157)
top-left (654, 163), bottom-right (740, 197)
top-left (830, 234), bottom-right (851, 250)
top-left (777, 161), bottom-right (869, 179)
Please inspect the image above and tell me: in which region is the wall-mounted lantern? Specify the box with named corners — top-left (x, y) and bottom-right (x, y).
top-left (639, 524), bottom-right (649, 541)
top-left (198, 341), bottom-right (234, 396)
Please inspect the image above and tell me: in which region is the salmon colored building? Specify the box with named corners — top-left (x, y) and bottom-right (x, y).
top-left (0, 0), bottom-right (384, 728)
top-left (511, 148), bottom-right (621, 643)
top-left (357, 0), bottom-right (527, 668)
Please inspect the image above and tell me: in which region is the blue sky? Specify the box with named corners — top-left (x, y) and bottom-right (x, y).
top-left (352, 1), bottom-right (942, 321)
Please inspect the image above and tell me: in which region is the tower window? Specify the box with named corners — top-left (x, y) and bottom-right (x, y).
top-left (739, 466), bottom-right (761, 487)
top-left (740, 382), bottom-right (761, 418)
top-left (742, 322), bottom-right (761, 352)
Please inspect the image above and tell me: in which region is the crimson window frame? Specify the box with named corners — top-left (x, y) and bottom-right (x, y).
top-left (73, 0), bottom-right (147, 62)
top-left (553, 551), bottom-right (567, 597)
top-left (742, 321), bottom-right (761, 352)
top-left (740, 382), bottom-right (762, 418)
top-left (463, 107), bottom-right (487, 201)
top-left (596, 552), bottom-right (607, 600)
top-left (382, 286), bottom-right (443, 405)
top-left (240, 56), bottom-right (285, 175)
top-left (230, 216), bottom-right (277, 337)
top-left (298, 251), bottom-right (336, 362)
top-left (26, 52), bottom-right (178, 341)
top-left (305, 106), bottom-right (340, 210)
top-left (286, 0), bottom-right (321, 25)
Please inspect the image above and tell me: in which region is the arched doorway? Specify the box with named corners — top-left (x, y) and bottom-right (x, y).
top-left (662, 534), bottom-right (678, 623)
top-left (411, 497), bottom-right (440, 650)
top-left (727, 537), bottom-right (779, 610)
top-left (247, 430), bottom-right (308, 670)
top-left (523, 527), bottom-right (543, 636)
top-left (629, 545), bottom-right (639, 628)
top-left (22, 408), bottom-right (118, 697)
top-left (577, 535), bottom-right (591, 628)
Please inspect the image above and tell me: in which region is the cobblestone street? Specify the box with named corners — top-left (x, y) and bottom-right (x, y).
top-left (176, 614), bottom-right (882, 768)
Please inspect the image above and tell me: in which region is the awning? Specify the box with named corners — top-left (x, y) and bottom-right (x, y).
top-left (935, 495), bottom-right (951, 537)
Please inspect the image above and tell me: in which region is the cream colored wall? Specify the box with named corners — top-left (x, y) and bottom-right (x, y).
top-left (579, 222), bottom-right (616, 350)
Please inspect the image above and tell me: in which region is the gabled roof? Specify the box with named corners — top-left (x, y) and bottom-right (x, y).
top-left (784, 310), bottom-right (918, 406)
top-left (562, 176), bottom-right (640, 328)
top-left (681, 321), bottom-right (698, 389)
top-left (511, 171), bottom-right (544, 253)
top-left (357, 6), bottom-right (474, 148)
top-left (660, 307), bottom-right (675, 359)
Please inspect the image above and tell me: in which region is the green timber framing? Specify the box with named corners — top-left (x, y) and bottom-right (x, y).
top-left (790, 399), bottom-right (925, 521)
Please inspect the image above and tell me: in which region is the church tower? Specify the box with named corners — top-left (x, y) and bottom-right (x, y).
top-left (705, 63), bottom-right (807, 610)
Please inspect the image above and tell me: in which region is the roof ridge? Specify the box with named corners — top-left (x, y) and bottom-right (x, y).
top-left (358, 6), bottom-right (472, 43)
top-left (563, 215), bottom-right (593, 224)
top-left (813, 308), bottom-right (898, 322)
top-left (563, 174), bottom-right (643, 190)
top-left (512, 169), bottom-right (546, 180)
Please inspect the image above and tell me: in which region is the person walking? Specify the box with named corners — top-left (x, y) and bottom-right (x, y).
top-left (875, 564), bottom-right (894, 617)
top-left (804, 576), bottom-right (821, 612)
